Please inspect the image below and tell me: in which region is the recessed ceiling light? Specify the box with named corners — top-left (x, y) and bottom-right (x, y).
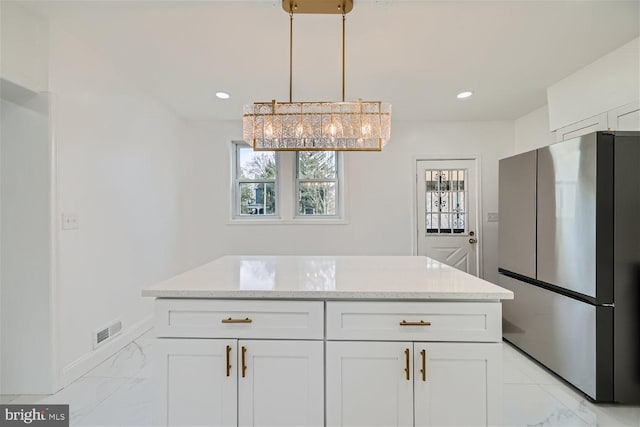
top-left (457, 91), bottom-right (473, 99)
top-left (216, 91), bottom-right (230, 99)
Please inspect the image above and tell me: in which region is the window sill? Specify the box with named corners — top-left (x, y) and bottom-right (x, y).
top-left (228, 217), bottom-right (348, 226)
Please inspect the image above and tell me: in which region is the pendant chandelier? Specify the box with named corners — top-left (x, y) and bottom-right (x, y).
top-left (242, 0), bottom-right (391, 151)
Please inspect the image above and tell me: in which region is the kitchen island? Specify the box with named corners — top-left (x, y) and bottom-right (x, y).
top-left (143, 256), bottom-right (513, 427)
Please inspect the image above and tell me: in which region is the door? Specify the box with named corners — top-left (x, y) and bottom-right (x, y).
top-left (537, 135), bottom-right (598, 298)
top-left (326, 341), bottom-right (413, 427)
top-left (417, 160), bottom-right (479, 275)
top-left (498, 151), bottom-right (537, 278)
top-left (154, 339), bottom-right (237, 427)
top-left (238, 340), bottom-right (324, 427)
top-left (413, 343), bottom-right (502, 427)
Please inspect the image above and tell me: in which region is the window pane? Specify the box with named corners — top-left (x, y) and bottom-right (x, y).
top-left (440, 213), bottom-right (451, 233)
top-left (425, 171), bottom-right (439, 191)
top-left (238, 147), bottom-right (276, 180)
top-left (239, 182), bottom-right (276, 215)
top-left (298, 151), bottom-right (336, 179)
top-left (426, 213), bottom-right (438, 233)
top-left (298, 182), bottom-right (336, 215)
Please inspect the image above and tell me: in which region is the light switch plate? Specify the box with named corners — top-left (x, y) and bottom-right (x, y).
top-left (62, 212), bottom-right (79, 230)
top-left (487, 212), bottom-right (499, 222)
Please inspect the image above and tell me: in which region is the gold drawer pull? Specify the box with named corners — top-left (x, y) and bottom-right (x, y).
top-left (420, 349), bottom-right (426, 382)
top-left (221, 317), bottom-right (252, 324)
top-left (400, 320), bottom-right (431, 326)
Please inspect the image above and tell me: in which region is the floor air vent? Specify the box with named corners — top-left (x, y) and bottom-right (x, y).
top-left (93, 320), bottom-right (123, 349)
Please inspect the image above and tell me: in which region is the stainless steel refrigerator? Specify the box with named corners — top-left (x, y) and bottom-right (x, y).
top-left (498, 131), bottom-right (640, 403)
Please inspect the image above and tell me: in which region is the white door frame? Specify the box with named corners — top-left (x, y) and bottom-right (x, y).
top-left (411, 156), bottom-right (483, 278)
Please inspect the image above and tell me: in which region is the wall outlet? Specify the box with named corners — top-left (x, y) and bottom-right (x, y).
top-left (62, 212), bottom-right (79, 230)
top-left (487, 212), bottom-right (499, 222)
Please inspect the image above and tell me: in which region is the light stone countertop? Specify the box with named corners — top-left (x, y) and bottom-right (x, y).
top-left (142, 256), bottom-right (513, 300)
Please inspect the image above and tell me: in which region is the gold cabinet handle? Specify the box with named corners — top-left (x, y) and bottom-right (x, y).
top-left (420, 349), bottom-right (426, 382)
top-left (400, 320), bottom-right (431, 326)
top-left (241, 346), bottom-right (247, 378)
top-left (404, 348), bottom-right (410, 381)
top-left (221, 317), bottom-right (252, 324)
top-left (225, 345), bottom-right (232, 377)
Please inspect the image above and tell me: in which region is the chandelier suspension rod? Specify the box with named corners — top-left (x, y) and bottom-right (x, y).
top-left (289, 9), bottom-right (293, 103)
top-left (342, 8), bottom-right (345, 102)
top-left (288, 3), bottom-right (346, 103)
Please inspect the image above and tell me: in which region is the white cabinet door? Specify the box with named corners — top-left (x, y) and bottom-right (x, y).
top-left (154, 339), bottom-right (237, 427)
top-left (608, 100), bottom-right (640, 131)
top-left (555, 113), bottom-right (608, 142)
top-left (414, 343), bottom-right (502, 427)
top-left (326, 341), bottom-right (414, 427)
top-left (238, 340), bottom-right (324, 427)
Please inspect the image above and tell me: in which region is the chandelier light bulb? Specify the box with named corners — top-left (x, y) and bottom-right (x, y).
top-left (264, 123), bottom-right (274, 139)
top-left (325, 118), bottom-right (343, 140)
top-left (361, 117), bottom-right (372, 138)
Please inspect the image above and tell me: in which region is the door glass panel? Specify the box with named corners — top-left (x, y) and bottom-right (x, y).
top-left (425, 169), bottom-right (467, 234)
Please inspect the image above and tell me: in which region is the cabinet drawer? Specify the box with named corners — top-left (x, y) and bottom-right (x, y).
top-left (155, 299), bottom-right (324, 339)
top-left (326, 301), bottom-right (501, 342)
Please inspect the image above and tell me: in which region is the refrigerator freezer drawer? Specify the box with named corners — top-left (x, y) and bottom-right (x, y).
top-left (499, 274), bottom-right (613, 401)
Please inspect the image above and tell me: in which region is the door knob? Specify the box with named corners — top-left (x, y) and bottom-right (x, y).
top-left (469, 238), bottom-right (478, 244)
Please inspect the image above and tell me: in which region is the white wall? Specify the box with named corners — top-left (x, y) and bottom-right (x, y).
top-left (48, 23), bottom-right (189, 383)
top-left (514, 105), bottom-right (555, 154)
top-left (547, 37), bottom-right (640, 131)
top-left (0, 3), bottom-right (48, 92)
top-left (180, 119), bottom-right (514, 285)
top-left (0, 94), bottom-right (52, 394)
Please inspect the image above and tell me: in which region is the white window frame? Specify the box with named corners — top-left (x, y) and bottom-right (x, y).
top-left (230, 141), bottom-right (346, 224)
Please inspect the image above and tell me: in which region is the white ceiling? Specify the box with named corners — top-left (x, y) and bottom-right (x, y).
top-left (23, 0), bottom-right (640, 121)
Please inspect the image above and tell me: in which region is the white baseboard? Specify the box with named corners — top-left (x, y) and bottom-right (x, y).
top-left (61, 315), bottom-right (153, 387)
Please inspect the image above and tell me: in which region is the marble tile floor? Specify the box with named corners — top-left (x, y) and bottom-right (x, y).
top-left (2, 330), bottom-right (639, 427)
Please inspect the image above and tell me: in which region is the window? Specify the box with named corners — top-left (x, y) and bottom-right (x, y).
top-left (425, 169), bottom-right (467, 234)
top-left (235, 144), bottom-right (277, 216)
top-left (297, 152), bottom-right (338, 216)
top-left (232, 142), bottom-right (343, 221)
